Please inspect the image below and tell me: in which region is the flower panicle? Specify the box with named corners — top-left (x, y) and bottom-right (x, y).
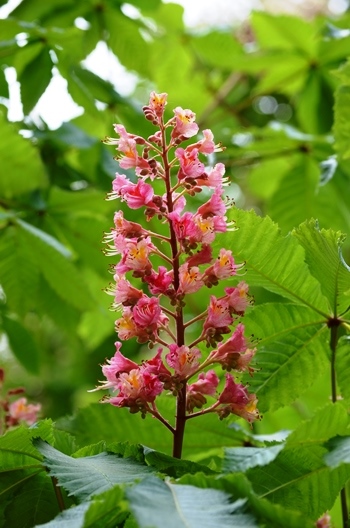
top-left (93, 91), bottom-right (259, 429)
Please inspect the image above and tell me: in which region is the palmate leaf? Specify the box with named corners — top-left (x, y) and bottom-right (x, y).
top-left (226, 209), bottom-right (329, 314)
top-left (34, 440), bottom-right (153, 501)
top-left (243, 303), bottom-right (329, 412)
top-left (126, 476), bottom-right (257, 528)
top-left (293, 220), bottom-right (350, 315)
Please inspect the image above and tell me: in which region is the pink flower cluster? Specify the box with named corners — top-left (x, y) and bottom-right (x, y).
top-left (95, 92), bottom-right (259, 427)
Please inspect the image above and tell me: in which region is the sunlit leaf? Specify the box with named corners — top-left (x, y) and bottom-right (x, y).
top-left (34, 440), bottom-right (153, 501)
top-left (127, 476), bottom-right (258, 528)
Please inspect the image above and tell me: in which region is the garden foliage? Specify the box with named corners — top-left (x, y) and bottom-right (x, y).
top-left (0, 1), bottom-right (349, 527)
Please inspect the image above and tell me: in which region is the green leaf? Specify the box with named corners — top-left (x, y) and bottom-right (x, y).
top-left (334, 60), bottom-right (350, 159)
top-left (15, 219), bottom-right (95, 311)
top-left (2, 314), bottom-right (40, 374)
top-left (223, 445), bottom-right (285, 473)
top-left (336, 336), bottom-right (350, 401)
top-left (0, 420), bottom-right (53, 471)
top-left (286, 402), bottom-right (349, 447)
top-left (324, 436), bottom-right (350, 468)
top-left (226, 208), bottom-right (329, 314)
top-left (252, 12), bottom-right (318, 55)
top-left (33, 487), bottom-right (127, 528)
top-left (18, 45), bottom-right (52, 114)
top-left (57, 401), bottom-right (251, 462)
top-left (126, 476), bottom-right (258, 528)
top-left (143, 448), bottom-right (216, 478)
top-left (0, 113), bottom-right (48, 198)
top-left (292, 220), bottom-right (350, 315)
top-left (0, 225), bottom-right (40, 316)
top-left (243, 303), bottom-right (329, 412)
top-left (1, 470), bottom-right (61, 528)
top-left (34, 440), bottom-right (153, 501)
top-left (179, 473), bottom-right (313, 528)
top-left (247, 446), bottom-right (350, 518)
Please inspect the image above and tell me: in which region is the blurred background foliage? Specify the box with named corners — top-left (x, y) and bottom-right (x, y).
top-left (0, 0), bottom-right (349, 427)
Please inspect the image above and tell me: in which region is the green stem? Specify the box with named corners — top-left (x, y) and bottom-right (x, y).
top-left (329, 322), bottom-right (349, 528)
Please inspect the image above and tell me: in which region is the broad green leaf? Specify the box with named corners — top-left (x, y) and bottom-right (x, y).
top-left (0, 113), bottom-right (47, 198)
top-left (0, 225), bottom-right (40, 316)
top-left (105, 8), bottom-right (150, 77)
top-left (223, 444), bottom-right (284, 473)
top-left (143, 447), bottom-right (216, 478)
top-left (34, 440), bottom-right (153, 501)
top-left (324, 436), bottom-right (350, 468)
top-left (293, 220), bottom-right (350, 315)
top-left (243, 303), bottom-right (329, 412)
top-left (247, 445), bottom-right (350, 518)
top-left (336, 336), bottom-right (350, 401)
top-left (286, 402), bottom-right (349, 447)
top-left (252, 12), bottom-right (318, 55)
top-left (190, 31), bottom-right (242, 69)
top-left (2, 314), bottom-right (40, 374)
top-left (1, 471), bottom-right (60, 528)
top-left (179, 473), bottom-right (313, 528)
top-left (34, 486), bottom-right (127, 528)
top-left (226, 208), bottom-right (329, 314)
top-left (333, 60), bottom-right (350, 159)
top-left (267, 157), bottom-right (318, 232)
top-left (15, 219), bottom-right (95, 311)
top-left (57, 401), bottom-right (250, 462)
top-left (126, 476), bottom-right (258, 528)
top-left (18, 45), bottom-right (52, 114)
top-left (0, 420), bottom-right (53, 472)
top-left (296, 70), bottom-right (334, 134)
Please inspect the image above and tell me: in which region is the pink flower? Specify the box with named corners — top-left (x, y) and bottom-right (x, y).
top-left (178, 263), bottom-right (204, 295)
top-left (186, 244), bottom-right (213, 267)
top-left (172, 107), bottom-right (199, 138)
top-left (100, 342), bottom-right (138, 389)
top-left (197, 187), bottom-right (226, 218)
top-left (208, 324), bottom-right (256, 373)
top-left (122, 180), bottom-right (155, 209)
top-left (7, 397), bottom-right (41, 426)
top-left (197, 163), bottom-right (227, 187)
top-left (203, 295), bottom-right (233, 330)
top-left (113, 211), bottom-right (147, 238)
top-left (316, 514), bottom-right (332, 528)
top-left (175, 147), bottom-right (205, 179)
top-left (186, 370), bottom-right (220, 413)
top-left (133, 296), bottom-right (162, 327)
top-left (113, 274), bottom-right (143, 306)
top-left (115, 307), bottom-right (139, 340)
top-left (187, 129), bottom-right (223, 155)
top-left (168, 211), bottom-right (198, 242)
top-left (144, 266), bottom-right (174, 295)
top-left (166, 344), bottom-right (201, 379)
top-left (109, 368), bottom-right (164, 411)
top-left (225, 281), bottom-right (250, 314)
top-left (113, 125), bottom-right (150, 170)
top-left (115, 238), bottom-right (154, 275)
top-left (148, 91), bottom-right (168, 117)
top-left (217, 373), bottom-right (259, 423)
top-left (204, 249), bottom-right (240, 284)
top-left (142, 348), bottom-right (172, 384)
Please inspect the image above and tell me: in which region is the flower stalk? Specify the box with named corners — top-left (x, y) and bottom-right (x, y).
top-left (92, 92), bottom-right (260, 458)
